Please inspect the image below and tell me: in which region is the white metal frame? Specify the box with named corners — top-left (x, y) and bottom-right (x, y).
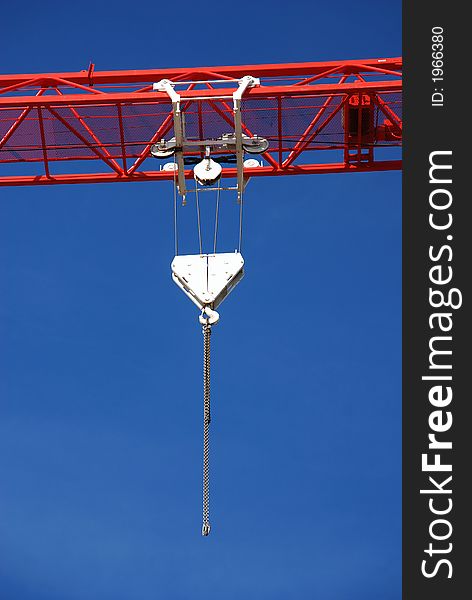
top-left (153, 75), bottom-right (260, 198)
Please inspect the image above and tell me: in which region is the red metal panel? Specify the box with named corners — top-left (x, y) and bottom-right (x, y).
top-left (0, 58), bottom-right (402, 186)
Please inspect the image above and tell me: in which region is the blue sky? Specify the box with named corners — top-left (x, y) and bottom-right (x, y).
top-left (0, 2), bottom-right (401, 599)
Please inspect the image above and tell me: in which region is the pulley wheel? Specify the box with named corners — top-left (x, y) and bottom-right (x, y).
top-left (194, 158), bottom-right (222, 186)
top-left (150, 144), bottom-right (175, 159)
top-left (242, 137), bottom-right (270, 154)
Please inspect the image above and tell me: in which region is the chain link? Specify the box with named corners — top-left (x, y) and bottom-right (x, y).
top-left (202, 322), bottom-right (212, 536)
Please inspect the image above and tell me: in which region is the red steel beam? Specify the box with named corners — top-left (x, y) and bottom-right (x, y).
top-left (126, 83), bottom-right (196, 175)
top-left (36, 106), bottom-right (51, 178)
top-left (283, 75), bottom-right (349, 168)
top-left (0, 89), bottom-right (45, 149)
top-left (283, 100), bottom-right (346, 168)
top-left (203, 92), bottom-right (280, 170)
top-left (0, 58), bottom-right (402, 187)
top-left (47, 106), bottom-right (123, 174)
top-left (0, 80), bottom-right (402, 109)
top-left (53, 87), bottom-right (124, 174)
top-left (0, 161), bottom-right (402, 187)
top-left (0, 57), bottom-right (402, 88)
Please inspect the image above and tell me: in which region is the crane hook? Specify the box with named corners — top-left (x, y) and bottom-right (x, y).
top-left (199, 306), bottom-right (220, 326)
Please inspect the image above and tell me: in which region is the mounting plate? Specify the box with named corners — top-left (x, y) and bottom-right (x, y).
top-left (171, 253), bottom-right (244, 310)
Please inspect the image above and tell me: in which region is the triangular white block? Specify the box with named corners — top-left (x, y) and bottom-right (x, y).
top-left (172, 253), bottom-right (244, 310)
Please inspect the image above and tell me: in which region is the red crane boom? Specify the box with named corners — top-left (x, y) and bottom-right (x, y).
top-left (0, 57), bottom-right (402, 187)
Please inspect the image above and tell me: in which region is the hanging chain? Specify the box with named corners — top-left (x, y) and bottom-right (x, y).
top-left (201, 321), bottom-right (212, 536)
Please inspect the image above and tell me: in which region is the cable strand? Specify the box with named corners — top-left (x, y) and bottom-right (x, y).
top-left (238, 184), bottom-right (244, 253)
top-left (213, 178), bottom-right (221, 254)
top-left (195, 179), bottom-right (203, 255)
top-left (173, 158), bottom-right (178, 256)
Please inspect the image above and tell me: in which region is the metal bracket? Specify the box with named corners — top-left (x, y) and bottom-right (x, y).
top-left (152, 133), bottom-right (268, 156)
top-left (153, 79), bottom-right (187, 196)
top-left (154, 75), bottom-right (260, 200)
top-left (233, 76), bottom-right (259, 200)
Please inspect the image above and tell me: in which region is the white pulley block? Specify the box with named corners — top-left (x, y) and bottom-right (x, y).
top-left (193, 158), bottom-right (222, 186)
top-left (162, 162), bottom-right (178, 171)
top-left (243, 158), bottom-right (261, 168)
top-left (171, 252), bottom-right (244, 310)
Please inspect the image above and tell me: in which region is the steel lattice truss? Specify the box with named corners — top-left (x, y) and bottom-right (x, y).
top-left (0, 57), bottom-right (402, 187)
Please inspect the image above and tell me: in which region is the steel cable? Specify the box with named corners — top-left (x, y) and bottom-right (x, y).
top-left (213, 178), bottom-right (221, 254)
top-left (195, 179), bottom-right (203, 255)
top-left (173, 158), bottom-right (179, 255)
